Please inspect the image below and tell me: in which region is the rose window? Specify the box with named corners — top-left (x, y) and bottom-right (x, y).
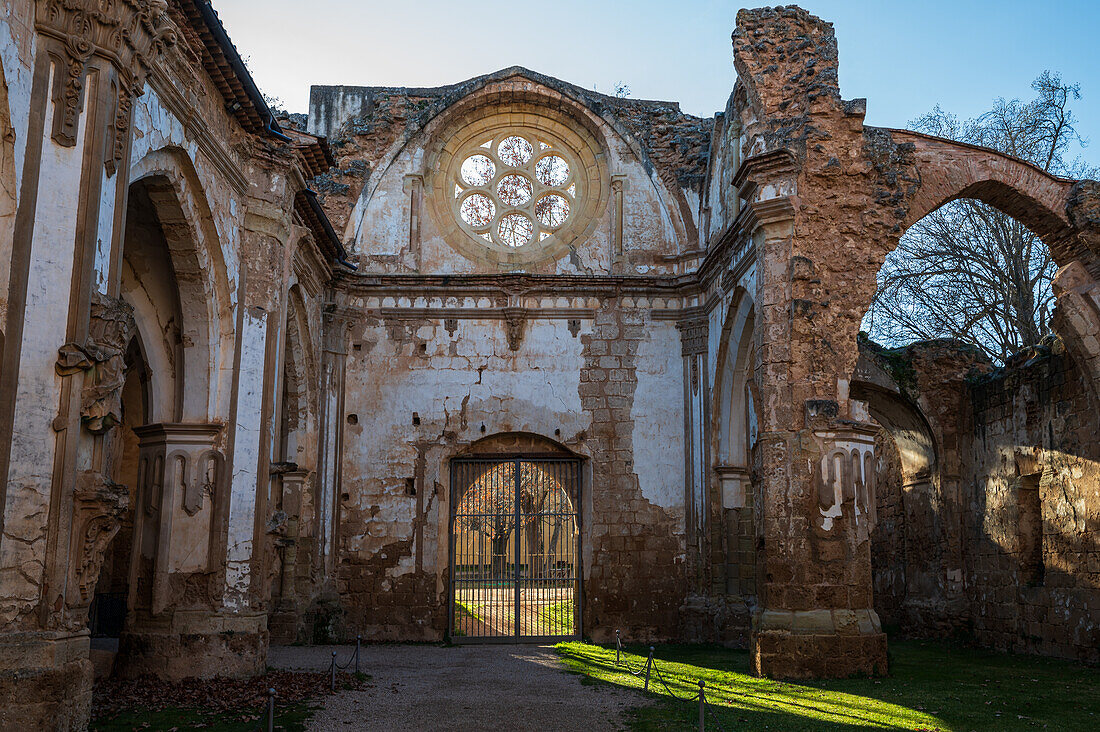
top-left (452, 133), bottom-right (579, 250)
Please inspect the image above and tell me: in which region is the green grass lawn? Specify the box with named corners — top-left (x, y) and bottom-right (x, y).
top-left (555, 639), bottom-right (1100, 731)
top-left (538, 600), bottom-right (575, 636)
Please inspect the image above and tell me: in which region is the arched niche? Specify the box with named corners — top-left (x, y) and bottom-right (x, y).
top-left (128, 146), bottom-right (233, 421)
top-left (710, 288), bottom-right (758, 597)
top-left (121, 170), bottom-right (222, 423)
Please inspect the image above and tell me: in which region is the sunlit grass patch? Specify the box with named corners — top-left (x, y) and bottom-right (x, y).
top-left (538, 600), bottom-right (575, 636)
top-left (555, 639), bottom-right (1100, 731)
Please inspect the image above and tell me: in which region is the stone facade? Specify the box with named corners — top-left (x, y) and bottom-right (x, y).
top-left (1, 3), bottom-right (1099, 729)
top-left (867, 338), bottom-right (1100, 663)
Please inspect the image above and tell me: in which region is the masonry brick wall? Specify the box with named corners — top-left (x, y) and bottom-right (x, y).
top-left (871, 431), bottom-right (906, 629)
top-left (961, 351), bottom-right (1100, 663)
top-left (579, 305), bottom-right (686, 641)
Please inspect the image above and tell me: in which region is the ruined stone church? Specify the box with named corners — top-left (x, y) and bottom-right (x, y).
top-left (2, 1), bottom-right (1099, 729)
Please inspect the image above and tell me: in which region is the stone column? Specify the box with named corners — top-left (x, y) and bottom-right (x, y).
top-left (677, 314), bottom-right (710, 591)
top-left (268, 467), bottom-right (310, 643)
top-left (206, 172), bottom-right (298, 672)
top-left (741, 158), bottom-right (887, 679)
top-left (0, 2), bottom-right (172, 727)
top-left (315, 301), bottom-right (355, 595)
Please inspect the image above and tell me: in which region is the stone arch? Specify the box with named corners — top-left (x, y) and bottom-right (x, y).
top-left (713, 288), bottom-right (756, 468)
top-left (457, 431), bottom-right (581, 458)
top-left (879, 130), bottom-right (1100, 394)
top-left (709, 287), bottom-right (758, 598)
top-left (453, 431), bottom-right (585, 504)
top-left (448, 431), bottom-right (583, 640)
top-left (121, 178), bottom-right (187, 423)
top-left (892, 129), bottom-right (1090, 269)
top-left (278, 284), bottom-right (316, 466)
top-left (129, 146), bottom-right (233, 421)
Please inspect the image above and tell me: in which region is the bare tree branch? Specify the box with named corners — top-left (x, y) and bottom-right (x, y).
top-left (865, 72), bottom-right (1099, 362)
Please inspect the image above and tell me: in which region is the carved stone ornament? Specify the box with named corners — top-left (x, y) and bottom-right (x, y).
top-left (677, 316), bottom-right (708, 357)
top-left (69, 469), bottom-right (130, 608)
top-left (502, 307), bottom-right (526, 351)
top-left (35, 0), bottom-right (176, 152)
top-left (184, 450), bottom-right (223, 515)
top-left (83, 292), bottom-right (136, 432)
top-left (55, 293), bottom-right (136, 432)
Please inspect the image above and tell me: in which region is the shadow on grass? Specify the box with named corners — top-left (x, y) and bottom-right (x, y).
top-left (555, 639), bottom-right (1100, 731)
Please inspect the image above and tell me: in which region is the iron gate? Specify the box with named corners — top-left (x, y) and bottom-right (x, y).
top-left (449, 457), bottom-right (580, 642)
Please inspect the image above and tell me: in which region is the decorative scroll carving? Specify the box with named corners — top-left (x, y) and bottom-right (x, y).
top-left (502, 307), bottom-right (526, 351)
top-left (54, 292), bottom-right (136, 433)
top-left (69, 470), bottom-right (130, 607)
top-left (83, 292), bottom-right (136, 433)
top-left (35, 0), bottom-right (175, 153)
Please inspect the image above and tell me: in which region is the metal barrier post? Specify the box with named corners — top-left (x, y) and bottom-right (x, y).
top-left (266, 688), bottom-right (276, 732)
top-left (615, 630), bottom-right (620, 665)
top-left (355, 635), bottom-right (361, 675)
top-left (643, 646), bottom-right (654, 691)
top-left (330, 651), bottom-right (337, 693)
top-left (698, 680), bottom-right (705, 732)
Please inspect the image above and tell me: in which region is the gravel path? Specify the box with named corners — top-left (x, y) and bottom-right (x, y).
top-left (268, 643), bottom-right (647, 731)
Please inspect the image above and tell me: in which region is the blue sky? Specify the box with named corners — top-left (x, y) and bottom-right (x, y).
top-left (218, 0), bottom-right (1100, 166)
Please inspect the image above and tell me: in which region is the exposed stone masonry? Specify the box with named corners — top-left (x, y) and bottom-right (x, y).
top-left (579, 304), bottom-right (684, 640)
top-left (2, 3), bottom-right (1100, 728)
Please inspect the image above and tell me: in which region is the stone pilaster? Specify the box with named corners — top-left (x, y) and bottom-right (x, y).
top-left (0, 2), bottom-right (174, 726)
top-left (315, 299), bottom-right (356, 595)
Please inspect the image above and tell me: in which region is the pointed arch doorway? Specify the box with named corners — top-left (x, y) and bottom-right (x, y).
top-left (448, 450), bottom-right (581, 643)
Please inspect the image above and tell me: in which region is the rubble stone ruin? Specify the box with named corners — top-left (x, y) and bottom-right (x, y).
top-left (2, 2), bottom-right (1099, 729)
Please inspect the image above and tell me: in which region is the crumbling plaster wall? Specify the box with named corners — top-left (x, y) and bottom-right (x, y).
top-left (0, 0), bottom-right (33, 193)
top-left (0, 6), bottom-right (32, 329)
top-left (334, 299), bottom-right (686, 640)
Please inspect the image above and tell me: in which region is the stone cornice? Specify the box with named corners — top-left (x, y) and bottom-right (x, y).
top-left (337, 272), bottom-right (696, 299)
top-left (732, 148), bottom-right (799, 199)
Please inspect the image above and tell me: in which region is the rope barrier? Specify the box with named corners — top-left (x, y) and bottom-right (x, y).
top-left (613, 629), bottom-right (732, 731)
top-left (328, 636), bottom-right (363, 693)
top-left (614, 630), bottom-right (648, 678)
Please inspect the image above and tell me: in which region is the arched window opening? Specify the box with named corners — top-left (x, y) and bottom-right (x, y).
top-left (864, 75), bottom-right (1098, 364)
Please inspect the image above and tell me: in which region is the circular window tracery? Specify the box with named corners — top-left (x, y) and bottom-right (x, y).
top-left (450, 130), bottom-right (581, 251)
top-left (427, 108), bottom-right (609, 267)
